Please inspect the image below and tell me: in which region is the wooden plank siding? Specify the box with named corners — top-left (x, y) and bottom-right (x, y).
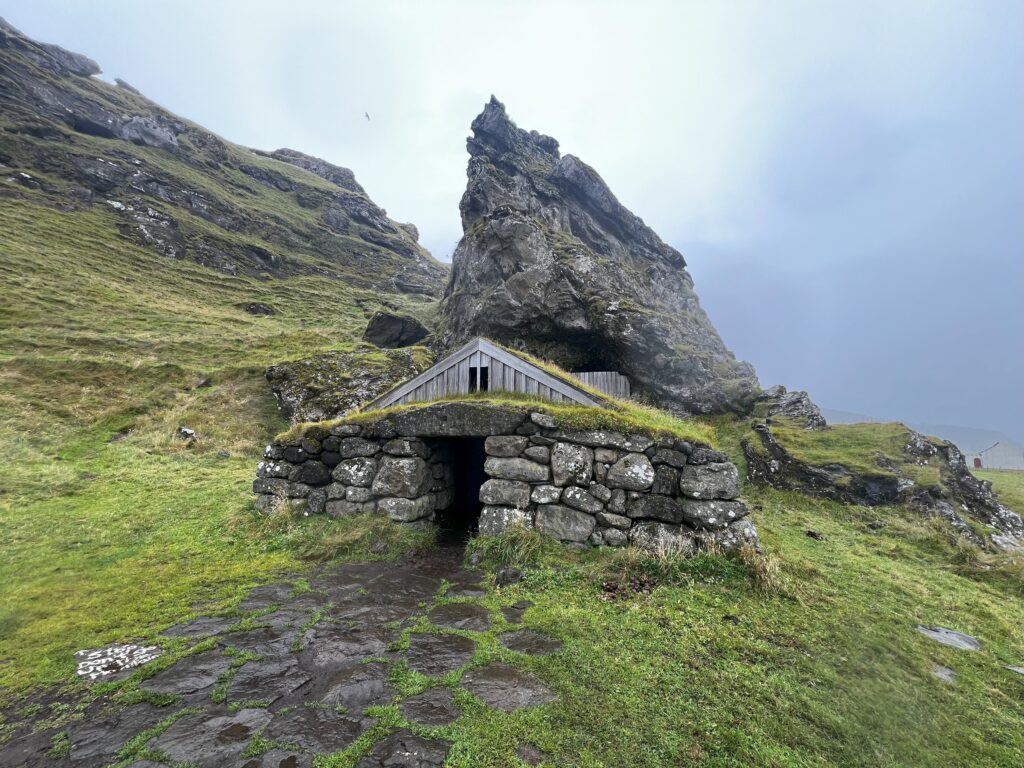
top-left (361, 338), bottom-right (620, 411)
top-left (572, 371), bottom-right (631, 400)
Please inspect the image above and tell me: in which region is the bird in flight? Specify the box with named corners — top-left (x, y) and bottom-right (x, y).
top-left (364, 112), bottom-right (371, 121)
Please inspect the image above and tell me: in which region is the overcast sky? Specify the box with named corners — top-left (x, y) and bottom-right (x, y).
top-left (5, 1), bottom-right (1023, 439)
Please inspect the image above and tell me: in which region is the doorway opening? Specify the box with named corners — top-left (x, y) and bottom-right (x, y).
top-left (433, 437), bottom-right (487, 542)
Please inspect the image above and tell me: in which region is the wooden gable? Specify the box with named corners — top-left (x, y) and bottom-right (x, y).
top-left (361, 337), bottom-right (609, 411)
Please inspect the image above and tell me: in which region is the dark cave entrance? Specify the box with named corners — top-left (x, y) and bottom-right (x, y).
top-left (433, 437), bottom-right (487, 542)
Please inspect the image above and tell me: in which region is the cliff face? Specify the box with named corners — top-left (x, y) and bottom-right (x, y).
top-left (439, 97), bottom-right (758, 414)
top-left (0, 17), bottom-right (446, 294)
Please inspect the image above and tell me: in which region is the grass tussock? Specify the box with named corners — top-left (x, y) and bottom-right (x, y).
top-left (464, 523), bottom-right (559, 568)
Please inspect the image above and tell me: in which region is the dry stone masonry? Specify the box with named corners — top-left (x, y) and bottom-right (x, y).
top-left (254, 403), bottom-right (759, 554)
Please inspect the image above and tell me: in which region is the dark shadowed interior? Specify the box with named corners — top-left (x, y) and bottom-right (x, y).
top-left (434, 437), bottom-right (487, 539)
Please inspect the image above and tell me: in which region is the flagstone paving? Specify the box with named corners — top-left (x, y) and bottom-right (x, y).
top-left (0, 546), bottom-right (564, 767)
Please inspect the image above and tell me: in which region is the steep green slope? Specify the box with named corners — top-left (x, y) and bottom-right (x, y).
top-left (0, 16), bottom-right (447, 294)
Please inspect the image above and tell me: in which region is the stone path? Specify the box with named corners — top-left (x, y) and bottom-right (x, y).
top-left (0, 547), bottom-right (560, 768)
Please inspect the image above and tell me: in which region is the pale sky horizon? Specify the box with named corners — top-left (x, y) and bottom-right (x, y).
top-left (4, 1), bottom-right (1022, 440)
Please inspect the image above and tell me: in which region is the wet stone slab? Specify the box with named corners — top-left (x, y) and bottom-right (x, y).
top-left (319, 662), bottom-right (395, 712)
top-left (227, 657), bottom-right (310, 706)
top-left (429, 602), bottom-right (491, 632)
top-left (264, 705), bottom-right (365, 753)
top-left (461, 663), bottom-right (555, 712)
top-left (68, 702), bottom-right (167, 761)
top-left (406, 633), bottom-right (476, 677)
top-left (499, 629), bottom-right (562, 656)
top-left (237, 583), bottom-right (297, 612)
top-left (303, 625), bottom-right (397, 668)
top-left (162, 615), bottom-right (237, 638)
top-left (139, 650), bottom-right (233, 695)
top-left (242, 749), bottom-right (312, 768)
top-left (916, 625), bottom-right (982, 651)
top-left (219, 625), bottom-right (301, 658)
top-left (400, 687), bottom-right (460, 726)
top-left (500, 600), bottom-right (533, 624)
top-left (355, 729), bottom-right (450, 768)
top-left (150, 708), bottom-right (273, 767)
top-left (516, 742), bottom-right (551, 766)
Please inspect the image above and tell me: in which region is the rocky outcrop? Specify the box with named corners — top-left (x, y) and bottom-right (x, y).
top-left (0, 18), bottom-right (446, 294)
top-left (753, 385), bottom-right (827, 430)
top-left (255, 402), bottom-right (759, 554)
top-left (266, 347), bottom-right (432, 424)
top-left (362, 311), bottom-right (430, 348)
top-left (743, 422), bottom-right (1024, 550)
top-left (439, 97), bottom-right (758, 415)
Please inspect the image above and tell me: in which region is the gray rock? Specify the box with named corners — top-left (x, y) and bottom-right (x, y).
top-left (550, 430), bottom-right (654, 452)
top-left (499, 629), bottom-right (562, 655)
top-left (400, 688), bottom-right (460, 727)
top-left (485, 435), bottom-right (529, 457)
top-left (150, 708), bottom-right (272, 766)
top-left (325, 482), bottom-right (348, 499)
top-left (589, 483), bottom-right (611, 502)
top-left (362, 311), bottom-right (429, 348)
top-left (383, 438), bottom-right (428, 457)
top-left (139, 651), bottom-right (231, 694)
top-left (551, 442), bottom-right (594, 486)
top-left (679, 462), bottom-right (740, 500)
top-left (710, 518), bottom-right (760, 552)
top-left (932, 664), bottom-right (957, 683)
top-left (523, 445), bottom-right (551, 463)
top-left (688, 445), bottom-right (728, 465)
top-left (306, 487), bottom-right (327, 514)
top-left (602, 527), bottom-right (628, 547)
top-left (480, 479), bottom-right (531, 507)
top-left (754, 384), bottom-right (828, 430)
top-left (651, 448), bottom-right (688, 468)
top-left (479, 505), bottom-right (533, 535)
top-left (429, 602), bottom-right (491, 631)
top-left (355, 729), bottom-right (450, 768)
top-left (371, 456), bottom-right (432, 498)
top-left (627, 494), bottom-right (684, 523)
top-left (484, 457), bottom-right (550, 482)
top-left (460, 662), bottom-right (555, 712)
top-left (607, 488), bottom-right (627, 514)
top-left (326, 499), bottom-right (376, 517)
top-left (346, 486), bottom-right (373, 502)
top-left (916, 626), bottom-right (982, 651)
top-left (561, 486), bottom-right (604, 514)
top-left (407, 633), bottom-right (476, 676)
top-left (594, 447), bottom-right (621, 464)
top-left (530, 412), bottom-right (557, 429)
top-left (378, 495), bottom-right (434, 522)
top-left (495, 566), bottom-right (525, 586)
top-left (596, 511), bottom-right (631, 529)
top-left (680, 499), bottom-right (749, 530)
top-left (332, 457), bottom-right (378, 486)
top-left (337, 437), bottom-right (382, 458)
top-left (628, 522), bottom-right (697, 555)
top-left (651, 465), bottom-right (679, 495)
top-left (605, 453), bottom-right (655, 491)
top-left (535, 505), bottom-right (595, 542)
top-left (530, 484), bottom-right (562, 504)
top-left (289, 461), bottom-right (331, 486)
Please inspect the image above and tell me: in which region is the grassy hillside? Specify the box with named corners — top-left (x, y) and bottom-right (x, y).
top-left (2, 196), bottom-right (1023, 764)
top-left (0, 196), bottom-right (435, 693)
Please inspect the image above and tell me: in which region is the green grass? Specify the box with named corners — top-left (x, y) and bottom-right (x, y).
top-left (282, 390), bottom-right (717, 447)
top-left (759, 420), bottom-right (943, 487)
top-left (1, 172), bottom-right (1023, 764)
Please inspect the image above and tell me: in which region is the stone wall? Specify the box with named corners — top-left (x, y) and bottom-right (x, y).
top-left (253, 403), bottom-right (758, 554)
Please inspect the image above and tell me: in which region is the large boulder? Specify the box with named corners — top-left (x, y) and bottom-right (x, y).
top-left (438, 97), bottom-right (758, 415)
top-left (371, 457), bottom-right (432, 499)
top-left (550, 442), bottom-right (594, 486)
top-left (678, 463), bottom-right (740, 500)
top-left (605, 453), bottom-right (655, 491)
top-left (362, 311), bottom-right (430, 348)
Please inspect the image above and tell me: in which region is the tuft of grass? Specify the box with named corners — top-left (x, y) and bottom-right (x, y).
top-left (464, 524), bottom-right (559, 569)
